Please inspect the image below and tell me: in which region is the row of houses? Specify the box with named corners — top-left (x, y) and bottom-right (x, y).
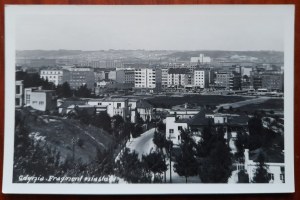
top-left (16, 80), bottom-right (154, 124)
top-left (165, 107), bottom-right (284, 184)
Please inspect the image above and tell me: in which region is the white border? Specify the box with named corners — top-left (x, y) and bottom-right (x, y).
top-left (3, 5), bottom-right (295, 194)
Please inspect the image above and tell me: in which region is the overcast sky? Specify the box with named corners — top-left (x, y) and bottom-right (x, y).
top-left (14, 5), bottom-right (286, 51)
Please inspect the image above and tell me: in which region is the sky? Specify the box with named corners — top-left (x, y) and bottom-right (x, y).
top-left (14, 5), bottom-right (287, 51)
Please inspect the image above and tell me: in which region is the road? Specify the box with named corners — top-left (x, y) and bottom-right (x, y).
top-left (127, 128), bottom-right (156, 159)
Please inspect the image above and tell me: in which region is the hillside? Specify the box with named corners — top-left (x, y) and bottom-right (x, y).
top-left (17, 108), bottom-right (114, 164)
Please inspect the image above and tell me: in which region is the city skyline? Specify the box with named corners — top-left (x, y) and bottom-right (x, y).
top-left (15, 5), bottom-right (285, 52)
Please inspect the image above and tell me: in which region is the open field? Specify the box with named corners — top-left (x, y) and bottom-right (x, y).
top-left (147, 95), bottom-right (251, 108)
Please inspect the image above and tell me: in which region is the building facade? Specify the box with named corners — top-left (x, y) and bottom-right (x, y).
top-left (15, 80), bottom-right (24, 107)
top-left (167, 68), bottom-right (193, 88)
top-left (40, 69), bottom-right (64, 86)
top-left (63, 67), bottom-right (95, 89)
top-left (134, 68), bottom-right (161, 91)
top-left (24, 88), bottom-right (56, 111)
top-left (194, 70), bottom-right (209, 89)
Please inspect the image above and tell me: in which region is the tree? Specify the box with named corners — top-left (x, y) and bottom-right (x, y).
top-left (235, 131), bottom-right (249, 161)
top-left (91, 112), bottom-right (112, 133)
top-left (252, 153), bottom-right (270, 183)
top-left (153, 131), bottom-right (167, 149)
top-left (117, 148), bottom-right (151, 183)
top-left (74, 85), bottom-right (91, 98)
top-left (173, 129), bottom-right (198, 183)
top-left (248, 116), bottom-right (264, 150)
top-left (56, 82), bottom-right (73, 98)
top-left (142, 151), bottom-right (167, 182)
top-left (197, 127), bottom-right (233, 183)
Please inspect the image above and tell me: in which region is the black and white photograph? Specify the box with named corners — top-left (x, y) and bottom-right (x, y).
top-left (3, 5), bottom-right (295, 194)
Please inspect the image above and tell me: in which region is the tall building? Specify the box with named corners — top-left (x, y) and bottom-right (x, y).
top-left (116, 69), bottom-right (135, 87)
top-left (194, 70), bottom-right (209, 89)
top-left (161, 68), bottom-right (169, 89)
top-left (63, 67), bottom-right (95, 89)
top-left (167, 68), bottom-right (193, 88)
top-left (229, 72), bottom-right (242, 91)
top-left (40, 69), bottom-right (64, 86)
top-left (134, 68), bottom-right (161, 90)
top-left (261, 71), bottom-right (284, 91)
top-left (215, 72), bottom-right (232, 89)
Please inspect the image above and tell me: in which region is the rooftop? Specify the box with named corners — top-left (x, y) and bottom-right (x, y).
top-left (168, 68), bottom-right (191, 74)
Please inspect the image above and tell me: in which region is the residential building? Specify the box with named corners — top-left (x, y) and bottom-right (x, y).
top-left (24, 88), bottom-right (56, 111)
top-left (166, 115), bottom-right (189, 145)
top-left (261, 71), bottom-right (284, 91)
top-left (134, 68), bottom-right (161, 92)
top-left (15, 80), bottom-right (24, 107)
top-left (88, 98), bottom-right (129, 119)
top-left (63, 67), bottom-right (95, 89)
top-left (40, 69), bottom-right (64, 86)
top-left (169, 103), bottom-right (201, 119)
top-left (116, 69), bottom-right (135, 87)
top-left (167, 68), bottom-right (193, 88)
top-left (229, 72), bottom-right (242, 91)
top-left (161, 68), bottom-right (169, 89)
top-left (215, 72), bottom-right (232, 89)
top-left (194, 69), bottom-right (209, 89)
top-left (244, 148), bottom-right (285, 183)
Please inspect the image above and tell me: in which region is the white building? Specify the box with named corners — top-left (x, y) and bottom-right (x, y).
top-left (167, 68), bottom-right (193, 88)
top-left (24, 88), bottom-right (56, 111)
top-left (134, 68), bottom-right (158, 89)
top-left (15, 80), bottom-right (24, 107)
top-left (40, 69), bottom-right (64, 86)
top-left (194, 70), bottom-right (209, 88)
top-left (161, 68), bottom-right (169, 89)
top-left (88, 98), bottom-right (129, 119)
top-left (166, 116), bottom-right (189, 145)
top-left (244, 149), bottom-right (285, 183)
top-left (190, 54), bottom-right (211, 63)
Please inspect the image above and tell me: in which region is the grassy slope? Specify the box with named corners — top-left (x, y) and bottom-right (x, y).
top-left (22, 110), bottom-right (114, 164)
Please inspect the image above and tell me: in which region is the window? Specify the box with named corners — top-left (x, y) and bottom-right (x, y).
top-left (39, 101), bottom-right (44, 105)
top-left (32, 101), bottom-right (37, 104)
top-left (117, 103), bottom-right (121, 108)
top-left (178, 126), bottom-right (182, 131)
top-left (15, 98), bottom-right (20, 106)
top-left (268, 173), bottom-right (274, 180)
top-left (280, 174), bottom-right (285, 183)
top-left (16, 85), bottom-right (21, 94)
top-left (98, 102), bottom-right (102, 105)
top-left (169, 129), bottom-right (174, 134)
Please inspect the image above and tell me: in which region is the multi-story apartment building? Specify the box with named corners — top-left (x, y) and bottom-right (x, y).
top-left (261, 71), bottom-right (284, 91)
top-left (15, 80), bottom-right (24, 107)
top-left (134, 68), bottom-right (161, 91)
top-left (215, 71), bottom-right (232, 89)
top-left (194, 70), bottom-right (209, 89)
top-left (40, 69), bottom-right (64, 86)
top-left (63, 67), bottom-right (95, 89)
top-left (116, 69), bottom-right (135, 87)
top-left (161, 68), bottom-right (169, 89)
top-left (229, 72), bottom-right (242, 91)
top-left (167, 68), bottom-right (193, 88)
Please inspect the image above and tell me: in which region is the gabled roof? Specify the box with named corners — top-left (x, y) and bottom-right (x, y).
top-left (188, 110), bottom-right (213, 126)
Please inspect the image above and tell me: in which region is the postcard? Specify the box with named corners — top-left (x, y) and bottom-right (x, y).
top-left (3, 5), bottom-right (295, 194)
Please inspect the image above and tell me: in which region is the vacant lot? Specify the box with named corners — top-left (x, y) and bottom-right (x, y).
top-left (147, 95), bottom-right (251, 108)
top-left (238, 98), bottom-right (284, 113)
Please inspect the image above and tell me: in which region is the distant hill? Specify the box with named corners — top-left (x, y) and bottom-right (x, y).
top-left (16, 49), bottom-right (284, 64)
